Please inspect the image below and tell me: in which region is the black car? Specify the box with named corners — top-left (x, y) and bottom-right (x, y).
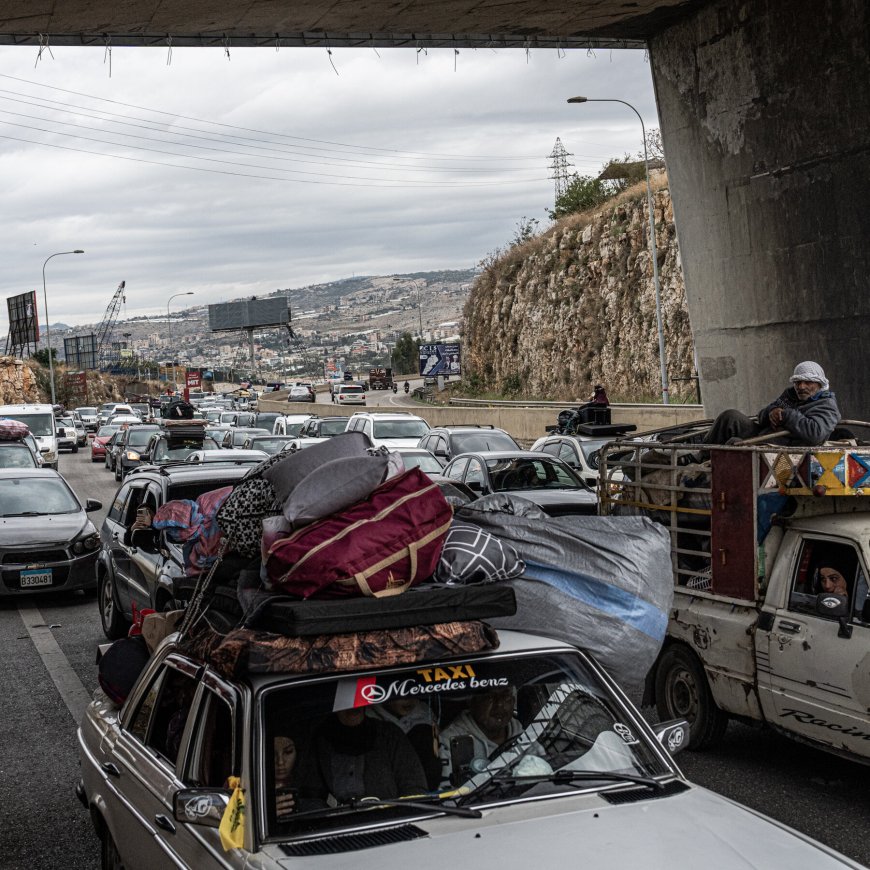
top-left (441, 450), bottom-right (597, 516)
top-left (97, 462), bottom-right (252, 638)
top-left (418, 425), bottom-right (520, 462)
top-left (113, 424), bottom-right (161, 481)
top-left (298, 416), bottom-right (350, 438)
top-left (0, 468), bottom-right (101, 596)
top-left (220, 427), bottom-right (271, 449)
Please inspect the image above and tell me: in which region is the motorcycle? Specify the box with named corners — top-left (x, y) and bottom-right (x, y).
top-left (404, 382), bottom-right (410, 394)
top-left (392, 383), bottom-right (398, 394)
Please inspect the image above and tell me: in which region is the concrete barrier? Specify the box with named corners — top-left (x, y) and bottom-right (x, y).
top-left (256, 397), bottom-right (707, 442)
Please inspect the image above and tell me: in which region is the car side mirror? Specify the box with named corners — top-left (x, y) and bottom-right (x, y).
top-left (653, 719), bottom-right (688, 755)
top-left (130, 528), bottom-right (158, 552)
top-left (434, 449), bottom-right (449, 458)
top-left (85, 498), bottom-right (102, 512)
top-left (816, 593), bottom-right (852, 638)
top-left (173, 788), bottom-right (230, 828)
top-left (467, 480), bottom-right (483, 492)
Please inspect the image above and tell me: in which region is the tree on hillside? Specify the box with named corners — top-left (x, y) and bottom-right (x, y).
top-left (30, 348), bottom-right (57, 366)
top-left (392, 332), bottom-right (420, 375)
top-left (548, 175), bottom-right (609, 220)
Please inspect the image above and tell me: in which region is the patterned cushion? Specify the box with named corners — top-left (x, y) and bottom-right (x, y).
top-left (434, 520), bottom-right (525, 585)
top-left (216, 477), bottom-right (281, 557)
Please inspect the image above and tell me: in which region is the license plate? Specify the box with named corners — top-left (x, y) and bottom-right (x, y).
top-left (20, 569), bottom-right (52, 588)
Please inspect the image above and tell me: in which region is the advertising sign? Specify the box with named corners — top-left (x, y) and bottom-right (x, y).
top-left (63, 334), bottom-right (98, 370)
top-left (208, 297), bottom-right (288, 332)
top-left (186, 371), bottom-right (202, 389)
top-left (5, 291), bottom-right (39, 357)
top-left (419, 343), bottom-right (461, 377)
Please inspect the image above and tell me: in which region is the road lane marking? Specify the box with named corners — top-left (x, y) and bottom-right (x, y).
top-left (18, 604), bottom-right (92, 725)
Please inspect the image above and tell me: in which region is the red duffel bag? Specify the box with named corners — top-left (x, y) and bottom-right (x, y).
top-left (264, 467), bottom-right (453, 598)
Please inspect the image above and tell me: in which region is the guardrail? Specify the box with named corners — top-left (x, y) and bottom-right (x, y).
top-left (449, 398), bottom-right (704, 411)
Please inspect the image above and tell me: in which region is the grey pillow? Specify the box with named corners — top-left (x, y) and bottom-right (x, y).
top-left (283, 454), bottom-right (388, 527)
top-left (263, 431), bottom-right (371, 503)
top-left (435, 520), bottom-right (525, 585)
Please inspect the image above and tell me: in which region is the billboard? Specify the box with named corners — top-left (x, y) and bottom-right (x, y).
top-left (6, 291), bottom-right (39, 355)
top-left (419, 343), bottom-right (461, 377)
top-left (208, 297), bottom-right (288, 332)
top-left (63, 334), bottom-right (98, 370)
top-left (186, 371), bottom-right (202, 389)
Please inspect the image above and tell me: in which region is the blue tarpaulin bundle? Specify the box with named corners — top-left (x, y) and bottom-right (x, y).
top-left (456, 494), bottom-right (673, 687)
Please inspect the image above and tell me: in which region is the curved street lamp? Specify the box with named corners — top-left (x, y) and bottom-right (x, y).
top-left (567, 96), bottom-right (669, 404)
top-left (42, 249), bottom-right (85, 405)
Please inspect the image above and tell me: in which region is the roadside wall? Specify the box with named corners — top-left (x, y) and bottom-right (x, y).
top-left (257, 397), bottom-right (706, 442)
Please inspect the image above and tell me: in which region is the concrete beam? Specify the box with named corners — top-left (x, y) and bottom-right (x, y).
top-left (650, 0), bottom-right (870, 418)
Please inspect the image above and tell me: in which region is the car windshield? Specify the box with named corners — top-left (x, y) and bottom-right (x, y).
top-left (284, 422), bottom-right (308, 437)
top-left (126, 428), bottom-right (159, 447)
top-left (319, 419), bottom-right (347, 436)
top-left (77, 407), bottom-right (97, 415)
top-left (0, 477), bottom-right (79, 515)
top-left (400, 452), bottom-right (444, 473)
top-left (259, 651), bottom-right (667, 839)
top-left (373, 420), bottom-right (430, 439)
top-left (0, 446), bottom-right (37, 468)
top-left (452, 431), bottom-right (518, 454)
top-left (486, 458), bottom-right (583, 492)
top-left (233, 429), bottom-right (270, 446)
top-left (250, 438), bottom-right (291, 455)
top-left (59, 417), bottom-right (74, 427)
top-left (3, 413), bottom-right (54, 436)
top-left (97, 426), bottom-right (120, 437)
top-left (153, 437), bottom-right (219, 461)
top-left (340, 386), bottom-right (364, 394)
top-left (219, 413), bottom-right (237, 425)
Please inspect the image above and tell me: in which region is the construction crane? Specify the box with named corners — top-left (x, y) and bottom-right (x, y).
top-left (95, 280), bottom-right (126, 369)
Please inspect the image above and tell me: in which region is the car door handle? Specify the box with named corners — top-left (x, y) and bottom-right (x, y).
top-left (777, 620), bottom-right (802, 633)
top-left (101, 761), bottom-right (121, 778)
top-left (154, 814), bottom-right (176, 834)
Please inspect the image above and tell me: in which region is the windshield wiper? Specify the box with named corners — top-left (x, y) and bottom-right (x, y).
top-left (290, 795), bottom-right (482, 822)
top-left (2, 511), bottom-right (43, 517)
top-left (460, 769), bottom-right (665, 803)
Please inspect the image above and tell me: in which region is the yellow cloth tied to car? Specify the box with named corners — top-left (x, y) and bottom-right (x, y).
top-left (219, 776), bottom-right (246, 851)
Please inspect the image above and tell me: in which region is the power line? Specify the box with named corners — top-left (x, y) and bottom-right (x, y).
top-left (0, 72), bottom-right (548, 162)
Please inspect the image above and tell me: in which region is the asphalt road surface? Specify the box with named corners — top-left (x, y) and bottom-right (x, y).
top-left (1, 446), bottom-right (868, 869)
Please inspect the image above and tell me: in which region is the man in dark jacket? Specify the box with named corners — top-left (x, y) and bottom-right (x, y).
top-left (703, 361), bottom-right (840, 447)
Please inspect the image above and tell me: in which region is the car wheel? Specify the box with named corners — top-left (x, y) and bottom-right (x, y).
top-left (654, 644), bottom-right (728, 749)
top-left (101, 826), bottom-right (124, 870)
top-left (99, 573), bottom-right (130, 640)
top-left (114, 463), bottom-right (122, 482)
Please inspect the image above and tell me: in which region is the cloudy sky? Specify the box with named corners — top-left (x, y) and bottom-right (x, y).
top-left (0, 43), bottom-right (656, 329)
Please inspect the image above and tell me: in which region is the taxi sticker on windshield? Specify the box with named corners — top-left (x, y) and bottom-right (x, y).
top-left (333, 665), bottom-right (508, 711)
top-left (613, 723), bottom-right (640, 745)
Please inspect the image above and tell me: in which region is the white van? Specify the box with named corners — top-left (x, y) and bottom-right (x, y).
top-left (0, 403), bottom-right (59, 469)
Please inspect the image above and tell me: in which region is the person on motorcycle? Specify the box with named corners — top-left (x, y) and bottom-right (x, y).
top-left (404, 381), bottom-right (410, 394)
top-left (392, 383), bottom-right (398, 393)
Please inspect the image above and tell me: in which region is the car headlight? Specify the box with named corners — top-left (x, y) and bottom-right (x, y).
top-left (44, 450), bottom-right (57, 461)
top-left (72, 532), bottom-right (100, 554)
top-left (126, 451), bottom-right (140, 460)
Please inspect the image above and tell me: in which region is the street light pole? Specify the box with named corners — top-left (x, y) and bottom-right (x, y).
top-left (167, 292), bottom-right (194, 384)
top-left (42, 250), bottom-right (84, 405)
top-left (567, 96), bottom-right (670, 404)
top-left (409, 279), bottom-right (423, 339)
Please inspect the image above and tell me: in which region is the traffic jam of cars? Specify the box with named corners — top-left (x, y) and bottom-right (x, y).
top-left (2, 388), bottom-right (869, 869)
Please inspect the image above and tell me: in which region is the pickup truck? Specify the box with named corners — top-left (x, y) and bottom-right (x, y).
top-left (599, 441), bottom-right (870, 763)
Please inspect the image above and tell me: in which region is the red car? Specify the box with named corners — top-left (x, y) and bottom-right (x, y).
top-left (90, 425), bottom-right (120, 463)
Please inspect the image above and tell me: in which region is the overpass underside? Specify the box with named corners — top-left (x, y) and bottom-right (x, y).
top-left (1, 0), bottom-right (866, 417)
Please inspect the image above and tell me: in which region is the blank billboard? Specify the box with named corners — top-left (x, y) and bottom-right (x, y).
top-left (208, 297), bottom-right (288, 332)
top-left (64, 334), bottom-right (98, 370)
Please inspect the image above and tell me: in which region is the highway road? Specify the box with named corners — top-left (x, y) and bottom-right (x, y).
top-left (1, 444), bottom-right (868, 868)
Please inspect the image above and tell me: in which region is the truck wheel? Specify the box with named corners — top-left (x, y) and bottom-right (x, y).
top-left (654, 645), bottom-right (728, 749)
top-left (101, 827), bottom-right (124, 870)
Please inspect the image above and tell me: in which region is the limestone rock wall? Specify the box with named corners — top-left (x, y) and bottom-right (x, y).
top-left (463, 183), bottom-right (697, 401)
top-left (0, 357), bottom-right (39, 404)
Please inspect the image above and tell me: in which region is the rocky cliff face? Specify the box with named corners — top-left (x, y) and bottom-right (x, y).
top-left (463, 182), bottom-right (697, 402)
top-left (0, 357), bottom-right (39, 403)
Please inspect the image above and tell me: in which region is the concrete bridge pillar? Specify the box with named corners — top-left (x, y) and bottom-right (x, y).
top-left (649, 0), bottom-right (870, 419)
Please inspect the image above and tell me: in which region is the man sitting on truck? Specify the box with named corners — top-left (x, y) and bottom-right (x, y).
top-left (701, 361), bottom-right (840, 448)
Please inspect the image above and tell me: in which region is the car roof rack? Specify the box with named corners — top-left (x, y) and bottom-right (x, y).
top-left (441, 424), bottom-right (496, 430)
